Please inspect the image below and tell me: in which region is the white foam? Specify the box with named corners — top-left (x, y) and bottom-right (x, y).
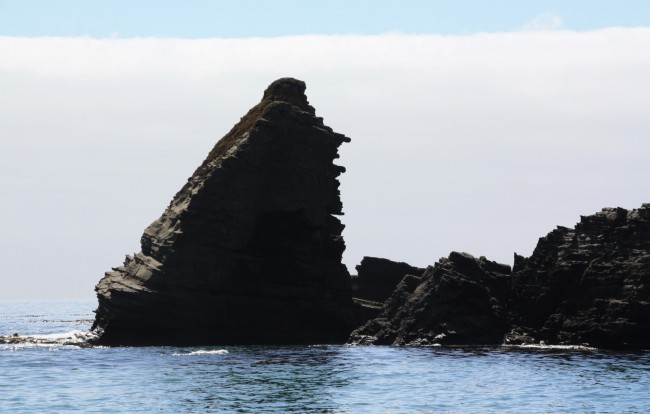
top-left (504, 343), bottom-right (598, 351)
top-left (31, 330), bottom-right (93, 341)
top-left (174, 349), bottom-right (229, 356)
top-left (1, 330), bottom-right (97, 348)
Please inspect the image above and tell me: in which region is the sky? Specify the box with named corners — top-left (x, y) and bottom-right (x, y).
top-left (1, 1), bottom-right (650, 299)
top-left (1, 0), bottom-right (650, 37)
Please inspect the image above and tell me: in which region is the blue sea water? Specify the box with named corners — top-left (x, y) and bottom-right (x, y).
top-left (1, 301), bottom-right (649, 413)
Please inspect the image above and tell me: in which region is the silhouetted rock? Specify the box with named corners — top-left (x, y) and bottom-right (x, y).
top-left (510, 205), bottom-right (650, 349)
top-left (351, 256), bottom-right (425, 303)
top-left (88, 77), bottom-right (649, 350)
top-left (351, 206), bottom-right (650, 349)
top-left (349, 252), bottom-right (511, 346)
top-left (92, 78), bottom-right (362, 346)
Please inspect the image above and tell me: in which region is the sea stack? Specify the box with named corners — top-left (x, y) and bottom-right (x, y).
top-left (92, 78), bottom-right (360, 345)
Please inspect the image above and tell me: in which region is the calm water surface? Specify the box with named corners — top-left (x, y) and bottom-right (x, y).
top-left (1, 300), bottom-right (649, 413)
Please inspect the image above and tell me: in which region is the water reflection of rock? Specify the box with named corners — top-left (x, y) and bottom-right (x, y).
top-left (171, 346), bottom-right (350, 412)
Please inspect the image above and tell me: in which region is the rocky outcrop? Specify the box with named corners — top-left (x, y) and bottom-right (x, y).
top-left (509, 206), bottom-right (650, 349)
top-left (87, 77), bottom-right (649, 349)
top-left (351, 257), bottom-right (425, 304)
top-left (349, 252), bottom-right (512, 346)
top-left (92, 78), bottom-right (362, 346)
top-left (350, 206), bottom-right (650, 349)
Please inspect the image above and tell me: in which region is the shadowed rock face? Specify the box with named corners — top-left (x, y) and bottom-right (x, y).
top-left (351, 256), bottom-right (425, 304)
top-left (351, 206), bottom-right (650, 349)
top-left (92, 78), bottom-right (361, 346)
top-left (89, 78), bottom-right (649, 349)
top-left (510, 205), bottom-right (650, 349)
top-left (349, 252), bottom-right (512, 346)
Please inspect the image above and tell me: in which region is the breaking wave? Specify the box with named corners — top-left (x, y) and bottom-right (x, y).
top-left (0, 330), bottom-right (98, 348)
top-left (503, 343), bottom-right (598, 351)
top-left (173, 349), bottom-right (229, 356)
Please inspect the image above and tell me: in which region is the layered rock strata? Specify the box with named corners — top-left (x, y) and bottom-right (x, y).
top-left (510, 206), bottom-right (650, 349)
top-left (349, 252), bottom-right (512, 346)
top-left (350, 206), bottom-right (650, 349)
top-left (92, 78), bottom-right (361, 346)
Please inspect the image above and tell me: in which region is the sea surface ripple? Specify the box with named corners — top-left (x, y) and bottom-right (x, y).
top-left (1, 300), bottom-right (649, 413)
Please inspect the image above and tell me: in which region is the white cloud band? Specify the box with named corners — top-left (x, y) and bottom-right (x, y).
top-left (1, 29), bottom-right (649, 298)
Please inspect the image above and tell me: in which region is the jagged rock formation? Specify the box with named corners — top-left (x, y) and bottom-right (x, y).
top-left (350, 206), bottom-right (650, 349)
top-left (510, 206), bottom-right (650, 349)
top-left (349, 252), bottom-right (512, 346)
top-left (89, 77), bottom-right (649, 349)
top-left (351, 257), bottom-right (425, 304)
top-left (92, 78), bottom-right (362, 346)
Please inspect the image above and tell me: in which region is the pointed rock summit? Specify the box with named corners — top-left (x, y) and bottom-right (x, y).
top-left (92, 78), bottom-right (360, 345)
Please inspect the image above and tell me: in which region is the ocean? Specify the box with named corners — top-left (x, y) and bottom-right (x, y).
top-left (1, 300), bottom-right (649, 413)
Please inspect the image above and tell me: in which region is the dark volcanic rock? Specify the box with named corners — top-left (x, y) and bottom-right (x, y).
top-left (510, 206), bottom-right (650, 349)
top-left (349, 252), bottom-right (512, 346)
top-left (351, 256), bottom-right (425, 303)
top-left (350, 206), bottom-right (650, 349)
top-left (92, 78), bottom-right (362, 346)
